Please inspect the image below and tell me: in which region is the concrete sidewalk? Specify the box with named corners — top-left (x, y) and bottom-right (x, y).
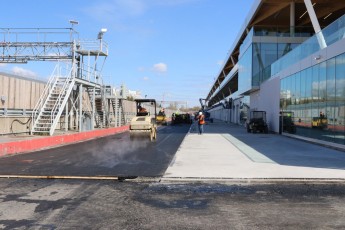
top-left (162, 121), bottom-right (345, 181)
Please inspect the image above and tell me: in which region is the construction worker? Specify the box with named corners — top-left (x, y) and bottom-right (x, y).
top-left (320, 111), bottom-right (325, 118)
top-left (158, 108), bottom-right (165, 116)
top-left (197, 111), bottom-right (205, 134)
top-left (138, 105), bottom-right (148, 115)
top-left (139, 107), bottom-right (147, 113)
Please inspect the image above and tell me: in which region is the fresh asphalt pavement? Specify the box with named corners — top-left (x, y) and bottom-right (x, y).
top-left (0, 124), bottom-right (190, 178)
top-left (0, 120), bottom-right (345, 180)
top-left (1, 122), bottom-right (345, 229)
top-left (2, 178), bottom-right (345, 229)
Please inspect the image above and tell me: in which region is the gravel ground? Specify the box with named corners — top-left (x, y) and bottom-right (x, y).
top-left (1, 178), bottom-right (345, 229)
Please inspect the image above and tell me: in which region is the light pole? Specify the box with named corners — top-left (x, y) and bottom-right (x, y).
top-left (97, 28), bottom-right (107, 52)
top-left (69, 20), bottom-right (79, 41)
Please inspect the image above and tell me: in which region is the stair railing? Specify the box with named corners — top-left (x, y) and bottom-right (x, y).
top-left (31, 64), bottom-right (59, 134)
top-left (49, 64), bottom-right (75, 135)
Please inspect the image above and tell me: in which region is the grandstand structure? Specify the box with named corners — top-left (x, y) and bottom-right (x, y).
top-left (205, 0), bottom-right (345, 146)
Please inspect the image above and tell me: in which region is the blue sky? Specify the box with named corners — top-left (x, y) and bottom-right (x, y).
top-left (0, 0), bottom-right (254, 107)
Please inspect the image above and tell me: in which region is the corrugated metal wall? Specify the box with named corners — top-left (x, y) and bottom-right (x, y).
top-left (0, 73), bottom-right (46, 109)
top-left (0, 73), bottom-right (177, 135)
top-left (0, 73), bottom-right (46, 135)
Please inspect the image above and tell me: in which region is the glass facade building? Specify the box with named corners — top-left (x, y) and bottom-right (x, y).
top-left (280, 53), bottom-right (345, 145)
top-left (272, 14), bottom-right (345, 75)
top-left (235, 27), bottom-right (306, 125)
top-left (207, 1), bottom-right (345, 147)
top-left (238, 26), bottom-right (303, 95)
top-left (278, 14), bottom-right (345, 145)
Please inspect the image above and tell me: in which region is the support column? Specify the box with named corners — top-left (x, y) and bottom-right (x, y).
top-left (79, 84), bottom-right (83, 132)
top-left (230, 56), bottom-right (236, 66)
top-left (304, 0), bottom-right (327, 49)
top-left (69, 99), bottom-right (74, 130)
top-left (119, 100), bottom-right (122, 126)
top-left (91, 87), bottom-right (95, 130)
top-left (222, 70), bottom-right (226, 76)
top-left (115, 98), bottom-right (118, 127)
top-left (290, 1), bottom-right (295, 36)
top-left (65, 100), bottom-right (68, 131)
top-left (217, 79), bottom-right (221, 90)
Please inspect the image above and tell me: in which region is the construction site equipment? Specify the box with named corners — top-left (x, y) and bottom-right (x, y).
top-left (280, 111), bottom-right (296, 134)
top-left (129, 99), bottom-right (157, 141)
top-left (171, 113), bottom-right (192, 125)
top-left (156, 109), bottom-right (168, 125)
top-left (312, 116), bottom-right (328, 129)
top-left (246, 111), bottom-right (268, 133)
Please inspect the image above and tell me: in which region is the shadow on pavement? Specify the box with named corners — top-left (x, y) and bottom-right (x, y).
top-left (190, 120), bottom-right (345, 170)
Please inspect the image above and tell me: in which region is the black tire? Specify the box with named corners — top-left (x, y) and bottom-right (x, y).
top-left (246, 125), bottom-right (251, 133)
top-left (149, 128), bottom-right (157, 142)
top-left (154, 128), bottom-right (157, 140)
top-left (149, 129), bottom-right (154, 141)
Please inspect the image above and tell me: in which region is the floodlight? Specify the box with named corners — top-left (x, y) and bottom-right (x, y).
top-left (97, 28), bottom-right (108, 40)
top-left (69, 20), bottom-right (79, 25)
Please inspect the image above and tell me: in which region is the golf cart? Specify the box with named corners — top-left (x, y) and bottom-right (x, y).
top-left (246, 111), bottom-right (268, 133)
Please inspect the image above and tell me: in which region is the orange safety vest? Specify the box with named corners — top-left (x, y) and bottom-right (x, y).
top-left (199, 115), bottom-right (205, 125)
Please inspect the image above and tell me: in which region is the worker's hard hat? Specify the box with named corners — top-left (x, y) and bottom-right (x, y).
top-left (199, 112), bottom-right (202, 115)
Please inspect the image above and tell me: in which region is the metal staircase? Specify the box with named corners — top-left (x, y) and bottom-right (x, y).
top-left (85, 87), bottom-right (106, 128)
top-left (111, 98), bottom-right (126, 127)
top-left (31, 65), bottom-right (75, 135)
top-left (95, 97), bottom-right (105, 128)
top-left (1, 28), bottom-right (110, 135)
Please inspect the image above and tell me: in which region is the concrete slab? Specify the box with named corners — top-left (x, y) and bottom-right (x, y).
top-left (162, 121), bottom-right (345, 181)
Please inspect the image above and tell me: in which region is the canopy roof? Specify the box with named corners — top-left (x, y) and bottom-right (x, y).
top-left (206, 0), bottom-right (345, 103)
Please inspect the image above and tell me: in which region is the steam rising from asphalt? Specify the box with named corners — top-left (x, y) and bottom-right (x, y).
top-left (90, 135), bottom-right (150, 168)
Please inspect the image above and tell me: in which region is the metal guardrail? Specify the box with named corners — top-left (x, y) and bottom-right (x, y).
top-left (271, 14), bottom-right (345, 76)
top-left (76, 40), bottom-right (108, 56)
top-left (0, 108), bottom-right (35, 116)
top-left (0, 28), bottom-right (76, 63)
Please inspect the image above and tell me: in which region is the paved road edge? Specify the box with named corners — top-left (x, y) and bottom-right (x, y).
top-left (0, 126), bottom-right (129, 157)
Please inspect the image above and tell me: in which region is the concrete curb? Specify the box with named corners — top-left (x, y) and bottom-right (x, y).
top-left (160, 177), bottom-right (345, 184)
top-left (0, 126), bottom-right (129, 157)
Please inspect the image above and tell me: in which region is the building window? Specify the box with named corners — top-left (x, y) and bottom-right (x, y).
top-left (280, 53), bottom-right (345, 145)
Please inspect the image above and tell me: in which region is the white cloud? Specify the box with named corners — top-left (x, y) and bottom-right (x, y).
top-left (0, 63), bottom-right (7, 67)
top-left (83, 0), bottom-right (147, 22)
top-left (83, 0), bottom-right (198, 23)
top-left (217, 60), bottom-right (224, 66)
top-left (153, 0), bottom-right (199, 7)
top-left (137, 66), bottom-right (146, 72)
top-left (143, 76), bottom-right (149, 81)
top-left (117, 0), bottom-right (147, 16)
top-left (152, 63), bottom-right (167, 73)
top-left (11, 66), bottom-right (38, 79)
